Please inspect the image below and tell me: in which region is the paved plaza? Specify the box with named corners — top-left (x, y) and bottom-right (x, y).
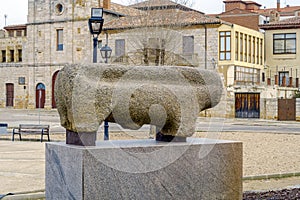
top-left (0, 108), bottom-right (299, 199)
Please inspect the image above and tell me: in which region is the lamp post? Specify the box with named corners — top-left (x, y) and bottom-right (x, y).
top-left (71, 7), bottom-right (103, 145)
top-left (100, 33), bottom-right (112, 140)
top-left (100, 33), bottom-right (112, 63)
top-left (88, 8), bottom-right (104, 63)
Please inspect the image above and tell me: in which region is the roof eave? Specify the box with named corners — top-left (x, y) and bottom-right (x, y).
top-left (259, 24), bottom-right (300, 30)
top-left (103, 21), bottom-right (222, 31)
top-left (103, 9), bottom-right (126, 17)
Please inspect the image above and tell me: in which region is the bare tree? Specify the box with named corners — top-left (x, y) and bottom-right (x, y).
top-left (111, 0), bottom-right (199, 66)
top-left (127, 0), bottom-right (195, 8)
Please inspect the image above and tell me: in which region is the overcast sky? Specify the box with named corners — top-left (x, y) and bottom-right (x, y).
top-left (1, 0), bottom-right (300, 28)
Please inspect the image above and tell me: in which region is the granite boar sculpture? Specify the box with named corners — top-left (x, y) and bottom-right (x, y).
top-left (55, 64), bottom-right (223, 141)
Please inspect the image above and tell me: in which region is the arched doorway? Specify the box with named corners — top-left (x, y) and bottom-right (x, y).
top-left (36, 83), bottom-right (46, 108)
top-left (6, 83), bottom-right (14, 107)
top-left (52, 71), bottom-right (60, 108)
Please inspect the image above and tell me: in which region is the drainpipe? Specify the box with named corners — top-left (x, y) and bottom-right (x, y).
top-left (204, 25), bottom-right (207, 69)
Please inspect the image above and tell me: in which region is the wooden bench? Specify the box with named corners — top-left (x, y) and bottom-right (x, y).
top-left (12, 124), bottom-right (50, 142)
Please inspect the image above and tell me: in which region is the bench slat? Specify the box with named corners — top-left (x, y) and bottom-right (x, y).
top-left (19, 124), bottom-right (49, 129)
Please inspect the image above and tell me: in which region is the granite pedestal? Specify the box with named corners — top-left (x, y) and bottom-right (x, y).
top-left (46, 138), bottom-right (242, 199)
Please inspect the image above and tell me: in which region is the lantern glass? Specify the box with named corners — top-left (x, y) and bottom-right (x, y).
top-left (100, 45), bottom-right (112, 59)
top-left (92, 21), bottom-right (101, 33)
top-left (91, 8), bottom-right (103, 18)
top-left (88, 8), bottom-right (104, 35)
top-left (88, 18), bottom-right (104, 35)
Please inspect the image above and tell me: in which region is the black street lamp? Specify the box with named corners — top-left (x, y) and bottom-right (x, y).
top-left (88, 8), bottom-right (104, 63)
top-left (100, 33), bottom-right (112, 140)
top-left (100, 34), bottom-right (112, 63)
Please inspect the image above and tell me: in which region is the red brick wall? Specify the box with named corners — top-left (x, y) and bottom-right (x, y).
top-left (220, 15), bottom-right (260, 31)
top-left (225, 2), bottom-right (247, 11)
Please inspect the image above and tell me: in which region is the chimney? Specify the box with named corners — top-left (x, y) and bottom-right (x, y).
top-left (277, 0), bottom-right (280, 11)
top-left (103, 0), bottom-right (111, 10)
top-left (270, 10), bottom-right (280, 22)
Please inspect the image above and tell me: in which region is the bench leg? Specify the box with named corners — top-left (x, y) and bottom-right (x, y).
top-left (12, 133), bottom-right (21, 141)
top-left (41, 133), bottom-right (50, 142)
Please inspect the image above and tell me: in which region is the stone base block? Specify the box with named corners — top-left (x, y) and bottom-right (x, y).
top-left (46, 138), bottom-right (242, 199)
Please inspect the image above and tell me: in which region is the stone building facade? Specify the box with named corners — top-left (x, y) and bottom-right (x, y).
top-left (0, 25), bottom-right (27, 108)
top-left (0, 0), bottom-right (225, 110)
top-left (103, 1), bottom-right (267, 119)
top-left (0, 0), bottom-right (140, 109)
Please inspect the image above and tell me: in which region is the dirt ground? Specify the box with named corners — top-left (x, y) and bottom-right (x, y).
top-left (1, 130), bottom-right (300, 192)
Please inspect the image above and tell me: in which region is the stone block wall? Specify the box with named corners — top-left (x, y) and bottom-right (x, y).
top-left (106, 26), bottom-right (219, 69)
top-left (296, 98), bottom-right (300, 121)
top-left (260, 98), bottom-right (278, 120)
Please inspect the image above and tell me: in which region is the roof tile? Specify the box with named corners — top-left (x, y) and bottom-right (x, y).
top-left (260, 16), bottom-right (300, 29)
top-left (104, 9), bottom-right (222, 30)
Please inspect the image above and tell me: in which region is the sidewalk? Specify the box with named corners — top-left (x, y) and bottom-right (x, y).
top-left (0, 109), bottom-right (64, 134)
top-left (0, 141), bottom-right (45, 195)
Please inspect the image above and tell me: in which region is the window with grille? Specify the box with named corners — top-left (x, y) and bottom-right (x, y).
top-left (234, 66), bottom-right (260, 85)
top-left (279, 71), bottom-right (289, 86)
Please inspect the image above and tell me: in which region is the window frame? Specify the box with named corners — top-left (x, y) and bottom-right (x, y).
top-left (1, 50), bottom-right (6, 62)
top-left (239, 33), bottom-right (243, 62)
top-left (182, 35), bottom-right (194, 56)
top-left (234, 66), bottom-right (260, 85)
top-left (56, 29), bottom-right (64, 51)
top-left (235, 32), bottom-right (239, 61)
top-left (18, 49), bottom-right (22, 62)
top-left (10, 50), bottom-right (14, 62)
top-left (279, 71), bottom-right (289, 86)
top-left (115, 39), bottom-right (126, 62)
top-left (273, 33), bottom-right (296, 54)
top-left (8, 31), bottom-right (14, 37)
top-left (252, 37), bottom-right (255, 64)
top-left (219, 31), bottom-right (231, 61)
top-left (244, 34), bottom-right (247, 62)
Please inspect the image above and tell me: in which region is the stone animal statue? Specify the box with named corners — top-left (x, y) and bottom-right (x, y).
top-left (55, 64), bottom-right (223, 143)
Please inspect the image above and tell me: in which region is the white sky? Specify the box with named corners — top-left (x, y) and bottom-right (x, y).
top-left (1, 0), bottom-right (300, 28)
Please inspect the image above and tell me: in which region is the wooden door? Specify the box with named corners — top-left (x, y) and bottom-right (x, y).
top-left (36, 83), bottom-right (46, 108)
top-left (278, 99), bottom-right (296, 121)
top-left (6, 83), bottom-right (14, 107)
top-left (52, 71), bottom-right (59, 108)
top-left (235, 93), bottom-right (260, 118)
